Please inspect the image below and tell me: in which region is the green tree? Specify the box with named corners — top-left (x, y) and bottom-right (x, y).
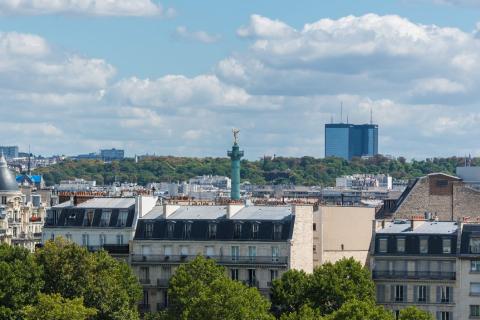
top-left (22, 293), bottom-right (97, 320)
top-left (309, 258), bottom-right (375, 315)
top-left (167, 256), bottom-right (274, 320)
top-left (324, 299), bottom-right (393, 320)
top-left (271, 270), bottom-right (310, 315)
top-left (399, 307), bottom-right (435, 320)
top-left (36, 238), bottom-right (142, 320)
top-left (279, 305), bottom-right (323, 320)
top-left (0, 244), bottom-right (43, 319)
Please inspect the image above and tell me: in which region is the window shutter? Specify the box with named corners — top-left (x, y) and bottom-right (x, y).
top-left (390, 285), bottom-right (395, 302)
top-left (413, 285), bottom-right (418, 302)
top-left (403, 285), bottom-right (408, 302)
top-left (436, 286), bottom-right (441, 303)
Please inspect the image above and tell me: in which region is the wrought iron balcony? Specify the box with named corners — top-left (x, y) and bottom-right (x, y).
top-left (372, 270), bottom-right (456, 280)
top-left (156, 279), bottom-right (170, 287)
top-left (131, 254), bottom-right (288, 265)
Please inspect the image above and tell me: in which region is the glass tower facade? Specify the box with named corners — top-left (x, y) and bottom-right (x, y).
top-left (325, 123), bottom-right (378, 160)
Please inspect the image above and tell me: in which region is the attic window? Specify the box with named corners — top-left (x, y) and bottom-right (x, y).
top-left (183, 222), bottom-right (192, 239)
top-left (167, 222), bottom-right (175, 238)
top-left (252, 223), bottom-right (259, 239)
top-left (273, 224), bottom-right (283, 240)
top-left (233, 223), bottom-right (242, 239)
top-left (145, 223), bottom-right (154, 238)
top-left (208, 223), bottom-right (217, 239)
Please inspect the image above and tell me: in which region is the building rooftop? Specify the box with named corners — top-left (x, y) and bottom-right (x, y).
top-left (231, 206), bottom-right (292, 220)
top-left (76, 197), bottom-right (136, 209)
top-left (0, 154), bottom-right (19, 192)
top-left (377, 220), bottom-right (458, 235)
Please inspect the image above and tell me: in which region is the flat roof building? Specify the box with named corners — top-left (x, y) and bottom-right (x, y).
top-left (325, 123), bottom-right (378, 160)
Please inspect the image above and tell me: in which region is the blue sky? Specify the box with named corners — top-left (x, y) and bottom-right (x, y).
top-left (0, 0), bottom-right (479, 159)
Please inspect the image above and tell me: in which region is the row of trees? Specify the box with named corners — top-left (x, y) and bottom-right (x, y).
top-left (35, 155), bottom-right (471, 186)
top-left (0, 239), bottom-right (141, 320)
top-left (147, 256), bottom-right (434, 320)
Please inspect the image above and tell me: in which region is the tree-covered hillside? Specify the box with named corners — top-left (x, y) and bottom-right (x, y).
top-left (33, 155), bottom-right (472, 187)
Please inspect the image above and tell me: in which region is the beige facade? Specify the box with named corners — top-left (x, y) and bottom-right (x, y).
top-left (313, 205), bottom-right (375, 267)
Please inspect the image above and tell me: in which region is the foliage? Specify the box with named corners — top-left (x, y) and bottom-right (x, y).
top-left (36, 238), bottom-right (142, 320)
top-left (324, 299), bottom-right (394, 320)
top-left (22, 293), bottom-right (97, 320)
top-left (34, 155), bottom-right (469, 186)
top-left (399, 307), bottom-right (435, 320)
top-left (271, 270), bottom-right (310, 315)
top-left (309, 258), bottom-right (375, 315)
top-left (279, 305), bottom-right (323, 320)
top-left (0, 244), bottom-right (44, 319)
top-left (166, 256), bottom-right (274, 320)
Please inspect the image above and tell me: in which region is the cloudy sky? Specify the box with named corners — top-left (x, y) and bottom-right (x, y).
top-left (0, 0), bottom-right (479, 159)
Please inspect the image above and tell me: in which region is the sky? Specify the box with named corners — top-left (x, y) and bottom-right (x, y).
top-left (1, 0), bottom-right (480, 160)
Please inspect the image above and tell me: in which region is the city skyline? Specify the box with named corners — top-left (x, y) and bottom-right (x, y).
top-left (1, 1), bottom-right (480, 159)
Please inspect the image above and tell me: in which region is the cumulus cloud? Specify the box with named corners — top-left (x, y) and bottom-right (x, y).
top-left (0, 0), bottom-right (173, 17)
top-left (175, 26), bottom-right (221, 44)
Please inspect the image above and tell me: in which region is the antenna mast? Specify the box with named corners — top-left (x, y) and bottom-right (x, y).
top-left (370, 107), bottom-right (373, 125)
top-left (340, 102), bottom-right (343, 123)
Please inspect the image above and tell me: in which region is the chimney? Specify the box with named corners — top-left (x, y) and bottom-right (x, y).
top-left (410, 215), bottom-right (425, 230)
top-left (163, 203), bottom-right (180, 218)
top-left (227, 202), bottom-right (244, 219)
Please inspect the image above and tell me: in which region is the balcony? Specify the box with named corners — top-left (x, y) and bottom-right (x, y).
top-left (372, 270), bottom-right (456, 280)
top-left (87, 244), bottom-right (129, 255)
top-left (242, 280), bottom-right (259, 288)
top-left (131, 254), bottom-right (288, 266)
top-left (139, 278), bottom-right (151, 285)
top-left (156, 279), bottom-right (170, 288)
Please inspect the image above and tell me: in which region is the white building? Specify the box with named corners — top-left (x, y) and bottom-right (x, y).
top-left (336, 174), bottom-right (393, 190)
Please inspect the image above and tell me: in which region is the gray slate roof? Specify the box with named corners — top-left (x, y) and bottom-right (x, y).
top-left (0, 154), bottom-right (19, 192)
top-left (377, 220), bottom-right (458, 234)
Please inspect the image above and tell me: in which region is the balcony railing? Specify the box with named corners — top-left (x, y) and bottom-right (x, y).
top-left (87, 244), bottom-right (129, 254)
top-left (242, 280), bottom-right (259, 288)
top-left (157, 279), bottom-right (170, 287)
top-left (372, 270), bottom-right (456, 280)
top-left (139, 278), bottom-right (151, 285)
top-left (131, 254), bottom-right (288, 265)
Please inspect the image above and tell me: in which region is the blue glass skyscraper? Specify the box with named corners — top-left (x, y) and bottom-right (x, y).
top-left (325, 123), bottom-right (378, 160)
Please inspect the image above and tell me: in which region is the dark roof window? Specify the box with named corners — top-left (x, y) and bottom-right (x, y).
top-left (208, 223), bottom-right (217, 239)
top-left (252, 222), bottom-right (259, 239)
top-left (273, 223), bottom-right (283, 240)
top-left (234, 223), bottom-right (242, 239)
top-left (167, 222), bottom-right (175, 238)
top-left (183, 222), bottom-right (192, 239)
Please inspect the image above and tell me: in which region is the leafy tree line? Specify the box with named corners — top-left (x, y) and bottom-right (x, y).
top-left (147, 256), bottom-right (434, 320)
top-left (0, 239), bottom-right (141, 320)
top-left (35, 155), bottom-right (471, 186)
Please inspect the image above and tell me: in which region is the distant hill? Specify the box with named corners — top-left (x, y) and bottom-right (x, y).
top-left (33, 155), bottom-right (469, 187)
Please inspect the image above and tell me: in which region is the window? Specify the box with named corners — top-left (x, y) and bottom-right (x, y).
top-left (1, 196), bottom-right (6, 205)
top-left (83, 210), bottom-right (94, 226)
top-left (99, 234), bottom-right (106, 246)
top-left (394, 285), bottom-right (405, 302)
top-left (167, 222), bottom-right (174, 238)
top-left (140, 267), bottom-right (149, 284)
top-left (379, 238), bottom-right (388, 253)
top-left (116, 234), bottom-right (124, 245)
top-left (231, 269), bottom-right (239, 281)
top-left (396, 238), bottom-right (405, 253)
top-left (420, 238), bottom-right (428, 254)
top-left (273, 224), bottom-right (282, 240)
top-left (248, 269), bottom-right (256, 286)
top-left (376, 284), bottom-right (385, 303)
top-left (270, 269), bottom-right (279, 282)
top-left (117, 210), bottom-right (128, 227)
top-left (164, 245), bottom-right (172, 256)
top-left (437, 311), bottom-right (451, 320)
top-left (472, 260), bottom-right (480, 272)
top-left (183, 223), bottom-right (192, 239)
top-left (50, 233), bottom-right (54, 240)
top-left (471, 283), bottom-right (480, 296)
top-left (416, 285), bottom-right (427, 303)
top-left (145, 223), bottom-right (154, 238)
top-left (100, 210), bottom-right (111, 227)
top-left (231, 246), bottom-right (239, 261)
top-left (248, 246), bottom-right (256, 262)
top-left (313, 223), bottom-right (317, 231)
top-left (471, 305), bottom-right (480, 318)
top-left (208, 223), bottom-right (217, 239)
top-left (470, 238), bottom-right (480, 253)
top-left (205, 246), bottom-right (214, 257)
top-left (252, 223), bottom-right (259, 239)
top-left (272, 246), bottom-right (279, 261)
top-left (442, 238), bottom-right (451, 254)
top-left (438, 286), bottom-right (452, 303)
top-left (65, 233), bottom-right (72, 241)
top-left (313, 245), bottom-right (317, 253)
top-left (82, 234), bottom-right (89, 247)
top-left (234, 223), bottom-right (242, 238)
top-left (162, 266), bottom-right (171, 278)
top-left (180, 246), bottom-right (189, 256)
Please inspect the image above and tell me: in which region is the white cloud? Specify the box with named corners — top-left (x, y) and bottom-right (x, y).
top-left (237, 14), bottom-right (295, 39)
top-left (175, 26), bottom-right (221, 44)
top-left (0, 0), bottom-right (172, 17)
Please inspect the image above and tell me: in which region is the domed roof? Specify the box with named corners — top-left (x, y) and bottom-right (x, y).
top-left (0, 154), bottom-right (19, 192)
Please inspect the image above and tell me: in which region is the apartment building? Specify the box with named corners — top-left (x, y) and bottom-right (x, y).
top-left (371, 219), bottom-right (458, 320)
top-left (130, 202), bottom-right (313, 313)
top-left (42, 195), bottom-right (156, 258)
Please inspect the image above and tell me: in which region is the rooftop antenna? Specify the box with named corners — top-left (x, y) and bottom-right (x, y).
top-left (346, 114), bottom-right (349, 124)
top-left (27, 144), bottom-right (31, 175)
top-left (370, 107), bottom-right (373, 125)
top-left (340, 102), bottom-right (343, 123)
top-left (330, 115), bottom-right (333, 124)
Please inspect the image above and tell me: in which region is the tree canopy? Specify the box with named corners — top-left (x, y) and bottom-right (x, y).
top-left (34, 155), bottom-right (468, 186)
top-left (22, 293), bottom-right (97, 320)
top-left (399, 307), bottom-right (435, 320)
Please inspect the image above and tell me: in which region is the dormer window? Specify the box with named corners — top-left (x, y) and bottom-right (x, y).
top-left (234, 223), bottom-right (242, 239)
top-left (83, 210), bottom-right (94, 226)
top-left (470, 238), bottom-right (480, 254)
top-left (252, 223), bottom-right (259, 239)
top-left (396, 237), bottom-right (405, 253)
top-left (208, 223), bottom-right (217, 239)
top-left (183, 222), bottom-right (192, 239)
top-left (145, 223), bottom-right (154, 238)
top-left (100, 210), bottom-right (111, 227)
top-left (273, 224), bottom-right (282, 240)
top-left (167, 222), bottom-right (175, 238)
